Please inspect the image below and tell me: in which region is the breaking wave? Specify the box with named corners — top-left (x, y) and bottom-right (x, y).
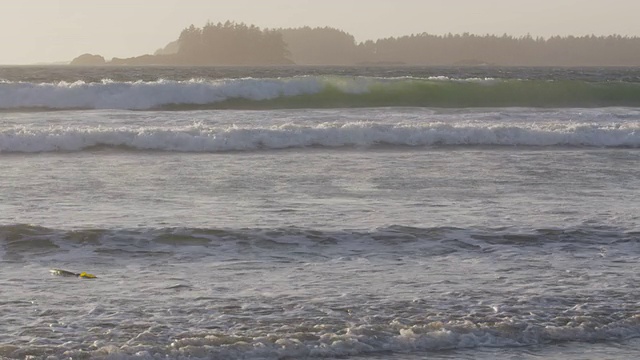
top-left (2, 121), bottom-right (639, 152)
top-left (1, 76), bottom-right (640, 110)
top-left (0, 122), bottom-right (640, 153)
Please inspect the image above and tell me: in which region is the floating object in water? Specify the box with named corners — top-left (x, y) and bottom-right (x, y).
top-left (50, 269), bottom-right (97, 279)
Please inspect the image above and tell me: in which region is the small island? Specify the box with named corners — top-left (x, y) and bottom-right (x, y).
top-left (70, 53), bottom-right (106, 66)
top-left (71, 21), bottom-right (640, 67)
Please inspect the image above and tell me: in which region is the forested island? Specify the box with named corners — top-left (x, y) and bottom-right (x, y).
top-left (71, 21), bottom-right (640, 66)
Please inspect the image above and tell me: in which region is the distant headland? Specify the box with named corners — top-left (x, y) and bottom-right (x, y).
top-left (71, 21), bottom-right (640, 67)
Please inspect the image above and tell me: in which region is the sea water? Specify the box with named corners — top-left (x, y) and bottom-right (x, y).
top-left (0, 66), bottom-right (639, 359)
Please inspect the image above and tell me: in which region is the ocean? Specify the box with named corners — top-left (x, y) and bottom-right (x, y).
top-left (0, 66), bottom-right (639, 359)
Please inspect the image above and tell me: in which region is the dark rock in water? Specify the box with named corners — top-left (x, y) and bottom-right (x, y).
top-left (70, 53), bottom-right (106, 66)
top-left (50, 268), bottom-right (78, 277)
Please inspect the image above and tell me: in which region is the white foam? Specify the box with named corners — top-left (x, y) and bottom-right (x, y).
top-left (1, 121), bottom-right (639, 152)
top-left (15, 317), bottom-right (640, 359)
top-left (427, 76), bottom-right (497, 82)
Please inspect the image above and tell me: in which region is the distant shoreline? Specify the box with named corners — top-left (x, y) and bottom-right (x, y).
top-left (8, 64), bottom-right (640, 68)
top-left (59, 22), bottom-right (640, 67)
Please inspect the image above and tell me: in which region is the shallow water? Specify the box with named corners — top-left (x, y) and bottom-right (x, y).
top-left (1, 66), bottom-right (639, 359)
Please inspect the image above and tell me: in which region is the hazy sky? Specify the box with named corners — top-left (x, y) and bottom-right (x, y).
top-left (1, 0), bottom-right (639, 64)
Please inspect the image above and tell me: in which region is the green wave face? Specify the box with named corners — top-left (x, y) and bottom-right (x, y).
top-left (3, 76), bottom-right (638, 111)
top-left (196, 78), bottom-right (640, 109)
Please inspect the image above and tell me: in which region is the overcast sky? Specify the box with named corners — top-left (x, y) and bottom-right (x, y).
top-left (1, 0), bottom-right (639, 64)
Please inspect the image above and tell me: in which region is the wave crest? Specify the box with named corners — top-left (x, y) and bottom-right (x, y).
top-left (2, 224), bottom-right (636, 252)
top-left (1, 121), bottom-right (639, 152)
top-left (2, 76), bottom-right (640, 110)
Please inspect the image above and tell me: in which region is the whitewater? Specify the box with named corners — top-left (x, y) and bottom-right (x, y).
top-left (1, 66), bottom-right (639, 360)
top-left (2, 104), bottom-right (640, 153)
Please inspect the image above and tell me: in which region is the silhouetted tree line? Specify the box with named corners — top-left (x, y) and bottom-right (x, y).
top-left (72, 22), bottom-right (640, 66)
top-left (281, 29), bottom-right (640, 66)
top-left (175, 21), bottom-right (291, 65)
top-left (279, 27), bottom-right (360, 65)
top-left (355, 33), bottom-right (640, 66)
top-left (104, 21), bottom-right (292, 65)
